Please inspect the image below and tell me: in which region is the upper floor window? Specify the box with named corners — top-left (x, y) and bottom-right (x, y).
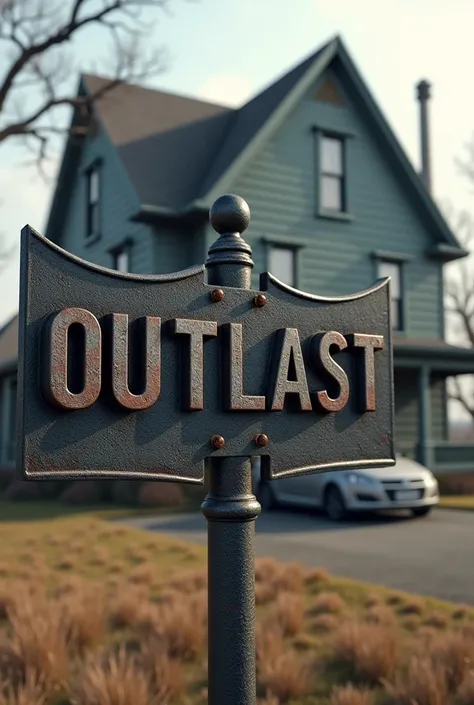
top-left (320, 134), bottom-right (345, 213)
top-left (269, 246), bottom-right (296, 287)
top-left (378, 260), bottom-right (403, 331)
top-left (86, 165), bottom-right (100, 240)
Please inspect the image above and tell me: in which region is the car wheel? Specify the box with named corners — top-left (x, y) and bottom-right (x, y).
top-left (412, 506), bottom-right (432, 518)
top-left (324, 485), bottom-right (347, 521)
top-left (258, 482), bottom-right (276, 511)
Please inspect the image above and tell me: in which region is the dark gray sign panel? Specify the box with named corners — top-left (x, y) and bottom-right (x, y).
top-left (17, 227), bottom-right (395, 484)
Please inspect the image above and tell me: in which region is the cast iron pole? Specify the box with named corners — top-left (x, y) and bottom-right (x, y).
top-left (202, 194), bottom-right (261, 705)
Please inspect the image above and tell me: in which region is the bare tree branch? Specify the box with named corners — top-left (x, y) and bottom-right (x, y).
top-left (450, 377), bottom-right (474, 420)
top-left (443, 184), bottom-right (474, 418)
top-left (0, 0), bottom-right (174, 167)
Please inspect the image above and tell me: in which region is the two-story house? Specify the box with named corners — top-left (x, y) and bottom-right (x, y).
top-left (2, 35), bottom-right (474, 474)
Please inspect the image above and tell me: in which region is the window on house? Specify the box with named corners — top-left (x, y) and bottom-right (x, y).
top-left (113, 247), bottom-right (129, 273)
top-left (320, 135), bottom-right (345, 212)
top-left (378, 260), bottom-right (403, 330)
top-left (86, 166), bottom-right (100, 239)
top-left (268, 246), bottom-right (296, 287)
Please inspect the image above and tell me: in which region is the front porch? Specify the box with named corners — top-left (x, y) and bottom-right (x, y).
top-left (394, 338), bottom-right (474, 474)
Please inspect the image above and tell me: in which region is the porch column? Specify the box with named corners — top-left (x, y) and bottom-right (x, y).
top-left (0, 377), bottom-right (8, 467)
top-left (419, 365), bottom-right (433, 468)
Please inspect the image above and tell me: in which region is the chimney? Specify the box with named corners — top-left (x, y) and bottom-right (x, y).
top-left (416, 79), bottom-right (432, 193)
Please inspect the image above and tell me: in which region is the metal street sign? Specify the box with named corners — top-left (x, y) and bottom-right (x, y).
top-left (17, 194), bottom-right (395, 705)
top-left (18, 209), bottom-right (394, 482)
top-left (17, 217), bottom-right (394, 485)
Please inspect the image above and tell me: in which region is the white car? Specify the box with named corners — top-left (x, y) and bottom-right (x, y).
top-left (252, 454), bottom-right (439, 521)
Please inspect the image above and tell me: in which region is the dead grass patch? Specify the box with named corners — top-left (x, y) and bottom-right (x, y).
top-left (258, 649), bottom-right (312, 703)
top-left (57, 557), bottom-right (75, 571)
top-left (366, 604), bottom-right (396, 627)
top-left (0, 513), bottom-right (470, 704)
top-left (312, 613), bottom-right (339, 633)
top-left (384, 655), bottom-right (448, 705)
top-left (304, 566), bottom-right (331, 588)
top-left (310, 591), bottom-right (346, 616)
top-left (139, 640), bottom-right (186, 702)
top-left (428, 632), bottom-right (474, 694)
top-left (365, 593), bottom-right (381, 608)
top-left (453, 605), bottom-right (471, 620)
top-left (330, 683), bottom-right (374, 705)
top-left (169, 568), bottom-right (207, 594)
top-left (127, 564), bottom-right (156, 586)
top-left (424, 611), bottom-right (448, 629)
top-left (398, 596), bottom-right (424, 616)
top-left (275, 562), bottom-right (305, 593)
top-left (0, 672), bottom-right (47, 705)
top-left (70, 648), bottom-right (153, 705)
top-left (59, 587), bottom-right (106, 655)
top-left (88, 548), bottom-right (109, 567)
top-left (109, 587), bottom-right (147, 630)
top-left (332, 622), bottom-right (399, 684)
top-left (136, 594), bottom-right (206, 661)
top-left (268, 592), bottom-right (304, 637)
top-left (8, 595), bottom-right (69, 696)
top-left (458, 671), bottom-right (474, 704)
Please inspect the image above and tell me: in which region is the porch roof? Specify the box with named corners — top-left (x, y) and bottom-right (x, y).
top-left (394, 338), bottom-right (474, 374)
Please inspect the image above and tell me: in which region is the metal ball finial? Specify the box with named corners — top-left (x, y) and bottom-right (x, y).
top-left (209, 194), bottom-right (251, 236)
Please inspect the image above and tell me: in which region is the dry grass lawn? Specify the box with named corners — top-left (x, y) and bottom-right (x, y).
top-left (0, 515), bottom-right (471, 704)
top-left (439, 495), bottom-right (474, 510)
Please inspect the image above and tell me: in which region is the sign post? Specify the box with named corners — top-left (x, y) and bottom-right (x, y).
top-left (16, 193), bottom-right (395, 705)
top-left (202, 197), bottom-right (262, 705)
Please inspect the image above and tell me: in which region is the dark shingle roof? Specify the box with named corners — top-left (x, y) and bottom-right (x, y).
top-left (83, 76), bottom-right (234, 210)
top-left (82, 43), bottom-right (327, 211)
top-left (197, 47), bottom-right (325, 199)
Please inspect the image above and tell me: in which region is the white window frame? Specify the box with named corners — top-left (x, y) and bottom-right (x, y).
top-left (268, 245), bottom-right (297, 287)
top-left (86, 164), bottom-right (101, 241)
top-left (319, 133), bottom-right (346, 213)
top-left (378, 259), bottom-right (404, 332)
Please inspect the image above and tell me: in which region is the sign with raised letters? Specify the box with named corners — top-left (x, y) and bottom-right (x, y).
top-left (17, 226), bottom-right (395, 484)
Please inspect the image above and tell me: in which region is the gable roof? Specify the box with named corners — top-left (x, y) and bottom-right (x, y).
top-left (49, 35), bottom-right (465, 259)
top-left (82, 76), bottom-right (234, 212)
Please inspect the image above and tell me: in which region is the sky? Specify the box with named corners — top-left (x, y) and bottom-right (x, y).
top-left (1, 0), bottom-right (474, 332)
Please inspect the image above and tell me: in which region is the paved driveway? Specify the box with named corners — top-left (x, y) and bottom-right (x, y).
top-left (124, 508), bottom-right (474, 604)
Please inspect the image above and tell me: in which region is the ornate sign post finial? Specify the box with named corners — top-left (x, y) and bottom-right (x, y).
top-left (206, 193), bottom-right (254, 289)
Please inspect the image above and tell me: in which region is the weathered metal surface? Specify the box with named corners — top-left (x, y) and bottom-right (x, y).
top-left (17, 197), bottom-right (395, 485)
top-left (201, 457), bottom-right (260, 705)
top-left (111, 314), bottom-right (162, 410)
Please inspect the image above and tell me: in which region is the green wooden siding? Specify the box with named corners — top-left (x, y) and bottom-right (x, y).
top-left (153, 223), bottom-right (205, 274)
top-left (57, 127), bottom-right (156, 274)
top-left (56, 126), bottom-right (203, 276)
top-left (222, 67), bottom-right (443, 339)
